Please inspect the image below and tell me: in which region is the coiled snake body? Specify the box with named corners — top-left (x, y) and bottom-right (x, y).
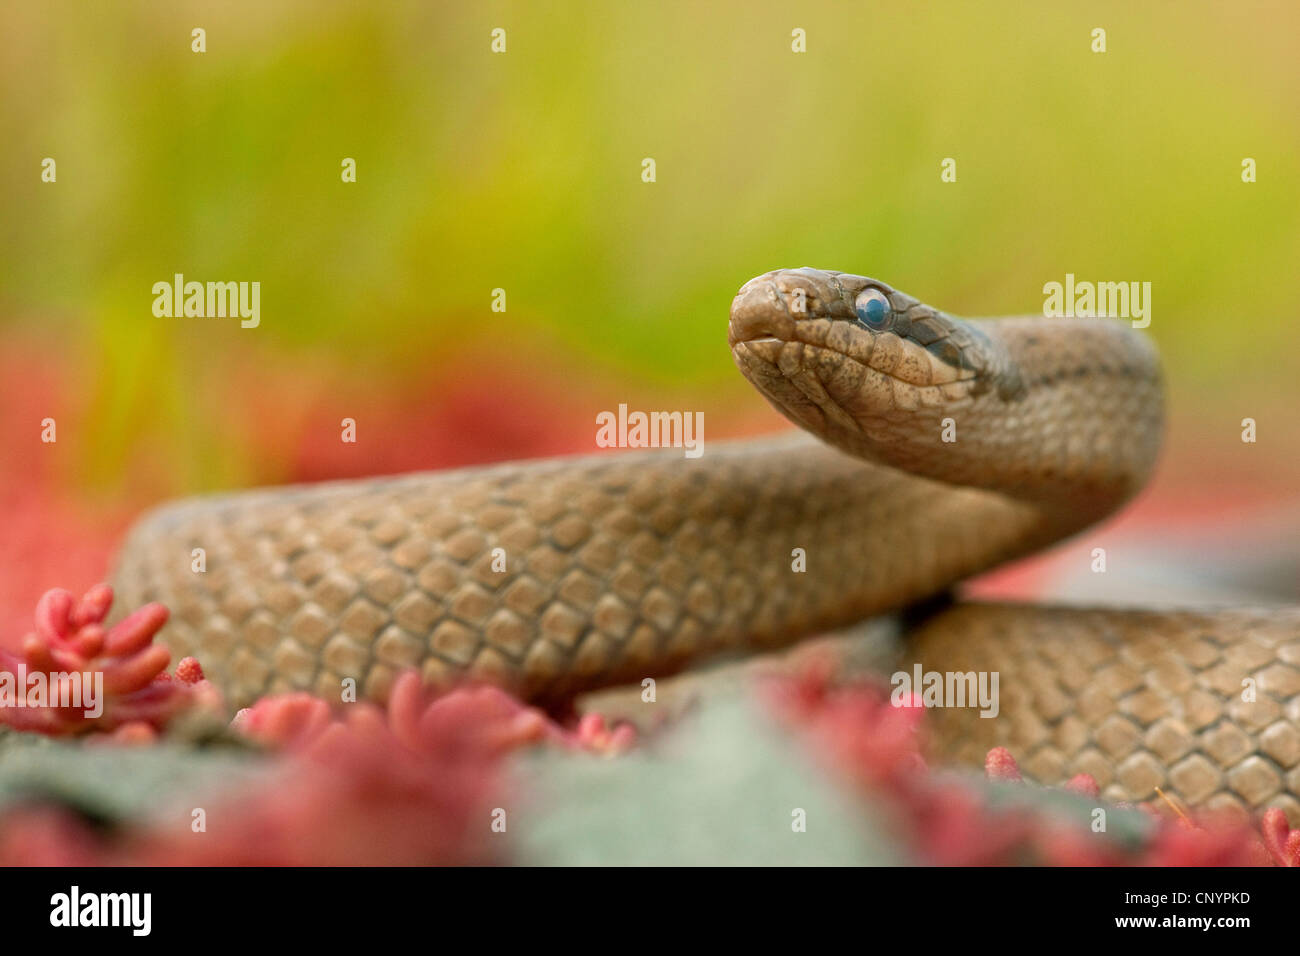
top-left (112, 268), bottom-right (1300, 821)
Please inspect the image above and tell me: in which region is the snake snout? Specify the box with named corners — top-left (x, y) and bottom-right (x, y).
top-left (728, 268), bottom-right (848, 348)
top-left (728, 278), bottom-right (796, 348)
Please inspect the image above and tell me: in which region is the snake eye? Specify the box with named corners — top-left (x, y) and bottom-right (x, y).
top-left (854, 288), bottom-right (892, 330)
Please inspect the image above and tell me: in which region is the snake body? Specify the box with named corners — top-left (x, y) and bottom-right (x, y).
top-left (112, 268), bottom-right (1300, 820)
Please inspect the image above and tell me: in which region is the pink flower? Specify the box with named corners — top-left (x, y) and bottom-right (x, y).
top-left (234, 672), bottom-right (634, 758)
top-left (1064, 774), bottom-right (1101, 798)
top-left (1261, 808), bottom-right (1300, 867)
top-left (0, 585), bottom-right (221, 735)
top-left (984, 747), bottom-right (1022, 782)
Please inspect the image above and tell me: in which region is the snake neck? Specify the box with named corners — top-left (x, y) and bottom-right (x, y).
top-left (856, 316), bottom-right (1164, 519)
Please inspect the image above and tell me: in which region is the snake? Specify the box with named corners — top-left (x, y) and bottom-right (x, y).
top-left (110, 267), bottom-right (1300, 822)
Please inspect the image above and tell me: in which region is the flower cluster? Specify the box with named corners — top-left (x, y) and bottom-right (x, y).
top-left (0, 585), bottom-right (219, 737)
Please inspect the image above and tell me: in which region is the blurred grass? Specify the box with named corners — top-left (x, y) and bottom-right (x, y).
top-left (1, 0), bottom-right (1298, 495)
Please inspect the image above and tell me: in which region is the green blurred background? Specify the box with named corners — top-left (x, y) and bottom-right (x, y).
top-left (1, 0), bottom-right (1298, 628)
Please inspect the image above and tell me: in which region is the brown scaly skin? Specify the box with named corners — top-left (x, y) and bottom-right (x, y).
top-left (112, 267), bottom-right (1299, 822)
top-left (909, 604), bottom-right (1300, 822)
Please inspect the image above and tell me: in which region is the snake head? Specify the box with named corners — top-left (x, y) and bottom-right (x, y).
top-left (729, 267), bottom-right (1014, 461)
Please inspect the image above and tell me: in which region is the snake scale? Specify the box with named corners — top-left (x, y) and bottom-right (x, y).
top-left (111, 268), bottom-right (1300, 822)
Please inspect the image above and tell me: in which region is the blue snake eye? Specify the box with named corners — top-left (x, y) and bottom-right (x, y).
top-left (854, 288), bottom-right (892, 330)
